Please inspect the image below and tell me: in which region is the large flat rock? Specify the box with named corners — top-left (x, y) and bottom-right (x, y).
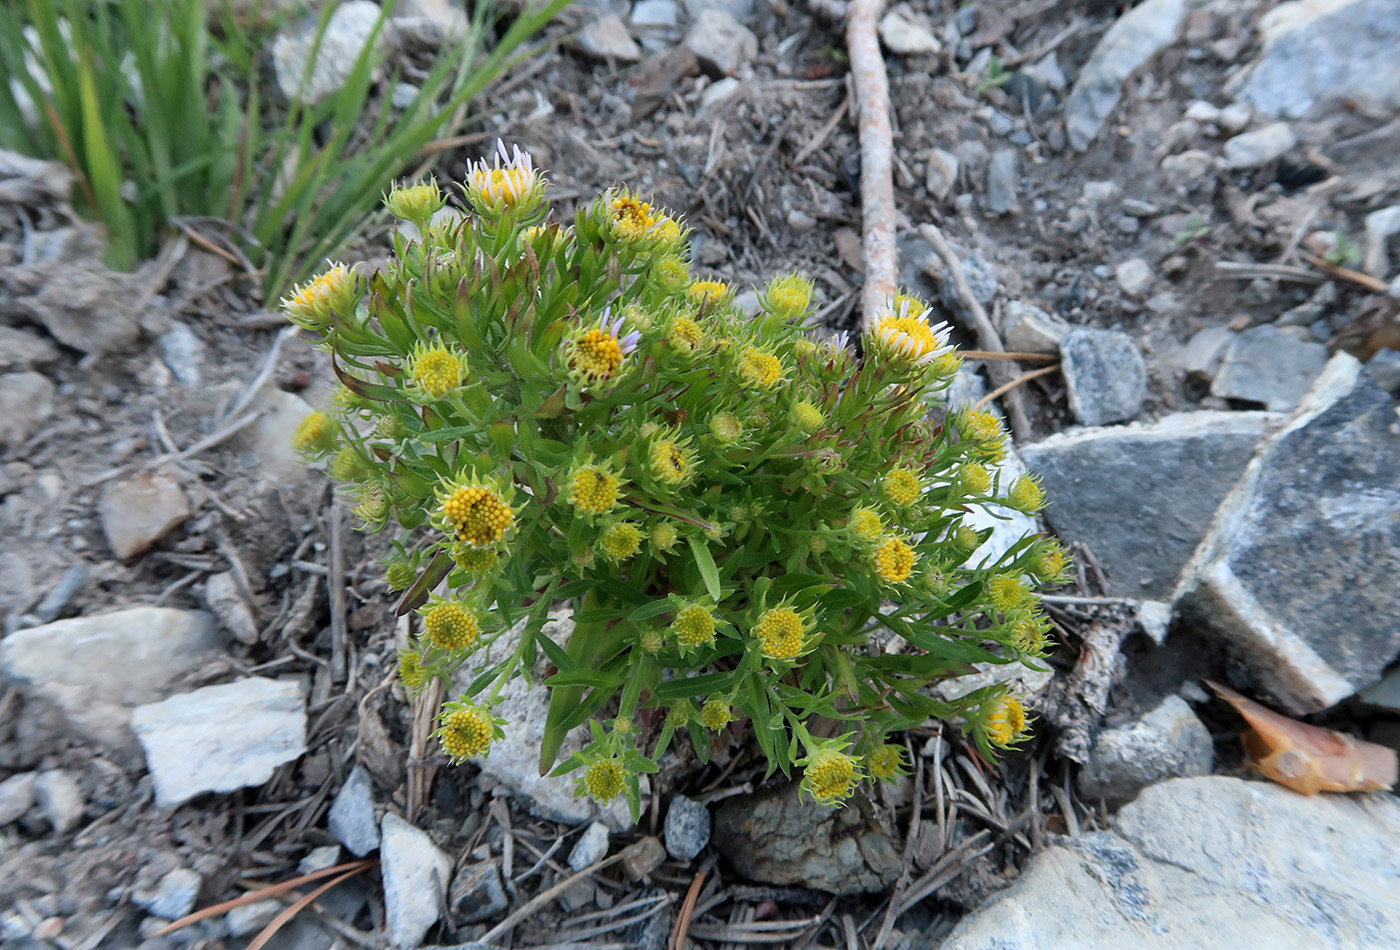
top-left (1175, 355), bottom-right (1400, 713)
top-left (940, 776), bottom-right (1400, 949)
top-left (1022, 412), bottom-right (1275, 598)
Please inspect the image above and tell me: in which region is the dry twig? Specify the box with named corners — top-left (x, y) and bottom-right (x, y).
top-left (846, 0), bottom-right (898, 328)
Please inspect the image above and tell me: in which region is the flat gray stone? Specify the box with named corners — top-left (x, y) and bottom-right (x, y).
top-left (712, 783), bottom-right (899, 895)
top-left (134, 868), bottom-right (202, 921)
top-left (569, 821), bottom-right (611, 871)
top-left (1223, 122), bottom-right (1297, 169)
top-left (0, 772), bottom-right (36, 826)
top-left (329, 765), bottom-right (379, 857)
top-left (1114, 258), bottom-right (1153, 298)
top-left (573, 14), bottom-right (642, 61)
top-left (203, 571), bottom-right (259, 645)
top-left (1077, 696), bottom-right (1213, 804)
top-left (450, 860), bottom-right (507, 924)
top-left (940, 776), bottom-right (1400, 949)
top-left (0, 327), bottom-right (60, 373)
top-left (878, 10), bottom-right (940, 55)
top-left (684, 9), bottom-right (756, 76)
top-left (33, 769), bottom-right (83, 834)
top-left (1059, 328), bottom-right (1148, 426)
top-left (984, 149), bottom-right (1018, 215)
top-left (1212, 323), bottom-right (1330, 411)
top-left (1002, 301), bottom-right (1069, 354)
top-left (1235, 0), bottom-right (1400, 120)
top-left (925, 148), bottom-right (959, 201)
top-left (1176, 355), bottom-right (1400, 712)
top-left (0, 371), bottom-right (55, 448)
top-left (237, 387), bottom-right (318, 479)
top-left (99, 471), bottom-right (191, 559)
top-left (1022, 411), bottom-right (1276, 598)
top-left (271, 0), bottom-right (386, 105)
top-left (131, 678), bottom-right (307, 807)
top-left (1366, 348), bottom-right (1400, 394)
top-left (381, 813), bottom-right (452, 948)
top-left (1065, 0), bottom-right (1186, 150)
top-left (1180, 326), bottom-right (1233, 384)
top-left (663, 795), bottom-right (711, 863)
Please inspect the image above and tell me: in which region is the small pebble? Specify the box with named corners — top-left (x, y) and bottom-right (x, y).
top-left (569, 821), bottom-right (611, 871)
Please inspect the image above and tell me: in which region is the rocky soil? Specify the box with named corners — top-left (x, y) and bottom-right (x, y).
top-left (1, 0), bottom-right (1398, 948)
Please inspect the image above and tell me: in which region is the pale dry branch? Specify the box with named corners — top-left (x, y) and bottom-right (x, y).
top-left (847, 0), bottom-right (898, 329)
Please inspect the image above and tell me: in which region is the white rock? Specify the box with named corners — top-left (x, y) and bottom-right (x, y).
top-left (99, 471), bottom-right (190, 559)
top-left (1002, 301), bottom-right (1069, 354)
top-left (131, 678), bottom-right (307, 807)
top-left (1363, 204), bottom-right (1400, 277)
top-left (930, 659), bottom-right (1053, 704)
top-left (1023, 52), bottom-right (1066, 92)
top-left (1114, 258), bottom-right (1153, 298)
top-left (925, 148), bottom-right (959, 201)
top-left (1180, 325), bottom-right (1233, 383)
top-left (0, 772), bottom-right (36, 826)
top-left (878, 10), bottom-right (941, 55)
top-left (226, 899), bottom-right (282, 936)
top-left (1160, 149), bottom-right (1217, 189)
top-left (271, 1), bottom-right (386, 105)
top-left (328, 766), bottom-right (380, 857)
top-left (964, 448), bottom-right (1041, 570)
top-left (684, 9), bottom-right (757, 76)
top-left (204, 571), bottom-right (259, 645)
top-left (1223, 122), bottom-right (1296, 169)
top-left (700, 77), bottom-right (742, 110)
top-left (1077, 696), bottom-right (1213, 803)
top-left (573, 14), bottom-right (641, 62)
top-left (569, 821), bottom-right (611, 871)
top-left (1137, 600), bottom-right (1172, 645)
top-left (1183, 100), bottom-right (1221, 124)
top-left (0, 371), bottom-right (55, 448)
top-left (33, 769), bottom-right (83, 834)
top-left (158, 323), bottom-right (204, 388)
top-left (299, 845), bottom-right (344, 875)
top-left (631, 0), bottom-right (681, 52)
top-left (1217, 101), bottom-right (1252, 133)
top-left (238, 387), bottom-right (317, 479)
top-left (134, 868), bottom-right (202, 921)
top-left (381, 813), bottom-right (452, 948)
top-left (391, 0), bottom-right (471, 44)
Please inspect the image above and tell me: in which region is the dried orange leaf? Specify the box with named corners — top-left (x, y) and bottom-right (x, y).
top-left (1206, 680), bottom-right (1396, 796)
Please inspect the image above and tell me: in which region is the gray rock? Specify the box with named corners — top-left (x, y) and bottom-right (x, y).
top-left (684, 9), bottom-right (757, 77)
top-left (712, 783), bottom-right (900, 895)
top-left (631, 0), bottom-right (681, 52)
top-left (879, 10), bottom-right (941, 56)
top-left (1023, 52), bottom-right (1066, 92)
top-left (573, 14), bottom-right (641, 62)
top-left (131, 678), bottom-right (308, 807)
top-left (99, 471), bottom-right (190, 559)
top-left (1176, 355), bottom-right (1400, 713)
top-left (299, 845), bottom-right (343, 874)
top-left (134, 868), bottom-right (202, 921)
top-left (1180, 325), bottom-right (1233, 383)
top-left (0, 772), bottom-right (36, 826)
top-left (1077, 696), bottom-right (1213, 803)
top-left (33, 769), bottom-right (83, 834)
top-left (203, 571), bottom-right (259, 645)
top-left (1222, 122), bottom-right (1296, 168)
top-left (1059, 328), bottom-right (1148, 426)
top-left (1234, 0), bottom-right (1400, 120)
top-left (925, 148), bottom-right (959, 201)
top-left (1022, 411), bottom-right (1275, 599)
top-left (237, 388), bottom-right (318, 479)
top-left (1367, 348), bottom-right (1400, 393)
top-left (450, 860), bottom-right (507, 924)
top-left (569, 821), bottom-right (611, 871)
top-left (939, 776), bottom-right (1400, 949)
top-left (1136, 600), bottom-right (1172, 646)
top-left (329, 766), bottom-right (379, 856)
top-left (1358, 666), bottom-right (1400, 713)
top-left (1065, 0), bottom-right (1186, 150)
top-left (1114, 258), bottom-right (1152, 298)
top-left (271, 1), bottom-right (386, 105)
top-left (699, 77), bottom-right (742, 110)
top-left (1160, 149), bottom-right (1217, 190)
top-left (1218, 101), bottom-right (1253, 133)
top-left (925, 246), bottom-right (998, 310)
top-left (663, 795), bottom-right (711, 862)
top-left (1211, 323), bottom-right (1328, 410)
top-left (1363, 204), bottom-right (1400, 277)
top-left (158, 324), bottom-right (204, 388)
top-left (0, 327), bottom-right (59, 373)
top-left (391, 0), bottom-right (471, 45)
top-left (680, 0), bottom-right (753, 23)
top-left (226, 899), bottom-right (281, 937)
top-left (1183, 99), bottom-right (1221, 124)
top-left (984, 149), bottom-right (1018, 215)
top-left (621, 835), bottom-right (668, 880)
top-left (5, 259), bottom-right (142, 356)
top-left (930, 659), bottom-right (1053, 705)
top-left (0, 371), bottom-right (55, 448)
top-left (1002, 301), bottom-right (1069, 354)
top-left (381, 813), bottom-right (452, 948)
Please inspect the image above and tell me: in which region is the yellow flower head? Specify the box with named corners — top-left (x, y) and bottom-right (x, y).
top-left (639, 629), bottom-right (664, 654)
top-left (764, 273), bottom-right (813, 319)
top-left (755, 607), bottom-right (804, 659)
top-left (867, 744), bottom-right (907, 783)
top-left (600, 522), bottom-right (642, 561)
top-left (736, 346), bottom-right (784, 389)
top-left (385, 178), bottom-right (446, 224)
top-left (701, 699), bottom-right (733, 731)
top-left (650, 521), bottom-right (680, 554)
top-left (654, 255), bottom-right (690, 291)
top-left (954, 525), bottom-right (981, 551)
top-left (709, 412), bottom-right (744, 444)
top-left (567, 463), bottom-right (621, 516)
top-left (438, 703), bottom-right (495, 761)
top-left (848, 507), bottom-right (883, 542)
top-left (422, 600), bottom-right (480, 652)
top-left (607, 191), bottom-right (660, 241)
top-left (960, 409), bottom-right (1003, 445)
top-left (870, 296), bottom-right (952, 364)
top-left (437, 478), bottom-right (514, 548)
top-left (565, 309), bottom-right (641, 387)
top-left (882, 469), bottom-right (921, 507)
top-left (292, 411), bottom-right (338, 459)
top-left (648, 438), bottom-right (694, 486)
top-left (1012, 616), bottom-right (1050, 654)
top-left (792, 400), bottom-right (825, 433)
top-left (397, 650), bottom-right (428, 689)
top-left (1032, 542), bottom-right (1069, 583)
top-left (802, 747), bottom-right (861, 805)
top-left (673, 604), bottom-right (716, 649)
top-left (988, 575), bottom-right (1029, 612)
top-left (667, 315), bottom-right (705, 353)
top-left (984, 695), bottom-right (1028, 748)
top-left (652, 216), bottom-right (684, 247)
top-left (281, 262), bottom-right (357, 330)
top-left (962, 463), bottom-right (992, 495)
top-left (451, 543), bottom-right (498, 573)
top-left (464, 140), bottom-right (542, 212)
top-left (583, 758), bottom-right (626, 802)
top-left (1006, 473), bottom-right (1047, 513)
top-left (407, 341), bottom-right (469, 400)
top-left (688, 279), bottom-right (729, 307)
top-left (331, 447), bottom-right (368, 482)
top-left (873, 537), bottom-right (916, 584)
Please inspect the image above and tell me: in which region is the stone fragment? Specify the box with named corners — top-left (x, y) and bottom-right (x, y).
top-left (1077, 696), bottom-right (1213, 803)
top-left (33, 769), bottom-right (84, 834)
top-left (0, 371), bottom-right (55, 448)
top-left (1222, 122), bottom-right (1296, 168)
top-left (984, 148), bottom-right (1018, 215)
top-left (134, 868), bottom-right (202, 921)
top-left (620, 835), bottom-right (668, 879)
top-left (1183, 100), bottom-right (1221, 124)
top-left (1002, 301), bottom-right (1069, 354)
top-left (1114, 258), bottom-right (1152, 298)
top-left (391, 0), bottom-right (471, 44)
top-left (1023, 52), bottom-right (1066, 92)
top-left (1137, 600), bottom-right (1172, 646)
top-left (1022, 411), bottom-right (1275, 598)
top-left (926, 246), bottom-right (998, 310)
top-left (699, 77), bottom-right (741, 109)
top-left (237, 387), bottom-right (317, 479)
top-left (1211, 324), bottom-right (1328, 410)
top-left (158, 323), bottom-right (204, 388)
top-left (203, 571), bottom-right (259, 645)
top-left (271, 1), bottom-right (385, 105)
top-left (1059, 328), bottom-right (1148, 426)
top-left (925, 148), bottom-right (959, 200)
top-left (663, 795), bottom-right (711, 862)
top-left (1363, 204), bottom-right (1400, 277)
top-left (329, 766), bottom-right (380, 856)
top-left (878, 10), bottom-right (941, 55)
top-left (930, 659), bottom-right (1053, 705)
top-left (0, 327), bottom-right (60, 373)
top-left (5, 259), bottom-right (142, 356)
top-left (712, 783), bottom-right (900, 895)
top-left (1160, 149), bottom-right (1216, 190)
top-left (299, 845), bottom-right (343, 874)
top-left (1235, 0), bottom-right (1400, 120)
top-left (1218, 101), bottom-right (1252, 133)
top-left (99, 471), bottom-right (190, 559)
top-left (684, 9), bottom-right (757, 76)
top-left (681, 0), bottom-right (753, 22)
top-left (1176, 355), bottom-right (1400, 713)
top-left (573, 14), bottom-right (642, 62)
top-left (131, 678), bottom-right (308, 807)
top-left (0, 772), bottom-right (36, 826)
top-left (569, 821), bottom-right (611, 871)
top-left (380, 813), bottom-right (452, 948)
top-left (939, 776), bottom-right (1400, 949)
top-left (1367, 349), bottom-right (1400, 394)
top-left (451, 860), bottom-right (507, 924)
top-left (1064, 0), bottom-right (1186, 150)
top-left (226, 900), bottom-right (281, 937)
top-left (1180, 325), bottom-right (1232, 384)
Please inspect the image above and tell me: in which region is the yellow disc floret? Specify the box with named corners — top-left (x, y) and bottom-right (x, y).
top-left (648, 440), bottom-right (692, 486)
top-left (985, 695), bottom-right (1028, 748)
top-left (292, 411), bottom-right (338, 458)
top-left (962, 463), bottom-right (992, 495)
top-left (439, 705), bottom-right (494, 761)
top-left (988, 575), bottom-right (1029, 612)
top-left (668, 315), bottom-right (704, 353)
top-left (688, 280), bottom-right (729, 306)
top-left (584, 759), bottom-right (626, 802)
top-left (873, 537), bottom-right (916, 584)
top-left (802, 748), bottom-right (860, 805)
top-left (608, 193), bottom-right (659, 241)
top-left (408, 342), bottom-right (468, 399)
top-left (1006, 473), bottom-right (1047, 513)
top-left (709, 412), bottom-right (744, 444)
top-left (961, 409), bottom-right (1003, 444)
top-left (792, 401), bottom-right (825, 433)
top-left (736, 347), bottom-right (783, 389)
top-left (281, 262), bottom-right (356, 329)
top-left (439, 482), bottom-right (514, 548)
top-left (871, 297), bottom-right (951, 363)
top-left (423, 601), bottom-right (480, 652)
top-left (848, 508), bottom-right (883, 541)
top-left (397, 650), bottom-right (428, 689)
top-left (867, 744), bottom-right (906, 783)
top-left (568, 464), bottom-right (620, 515)
top-left (571, 328), bottom-right (623, 378)
top-left (600, 523), bottom-right (642, 560)
top-left (650, 521), bottom-right (680, 554)
top-left (701, 699), bottom-right (733, 731)
top-left (882, 469), bottom-right (921, 506)
top-left (765, 273), bottom-right (813, 318)
top-left (451, 543), bottom-right (498, 573)
top-left (673, 605), bottom-right (716, 648)
top-left (755, 607), bottom-right (804, 659)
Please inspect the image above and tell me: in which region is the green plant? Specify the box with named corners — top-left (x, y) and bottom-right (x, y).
top-left (288, 146), bottom-right (1064, 820)
top-left (0, 0), bottom-right (569, 297)
top-left (1172, 212), bottom-right (1211, 245)
top-left (1323, 230), bottom-right (1361, 268)
top-left (976, 55), bottom-right (1012, 96)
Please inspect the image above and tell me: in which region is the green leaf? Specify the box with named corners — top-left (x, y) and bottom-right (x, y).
top-left (654, 671), bottom-right (733, 702)
top-left (689, 535), bottom-right (722, 602)
top-left (546, 669), bottom-right (623, 689)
